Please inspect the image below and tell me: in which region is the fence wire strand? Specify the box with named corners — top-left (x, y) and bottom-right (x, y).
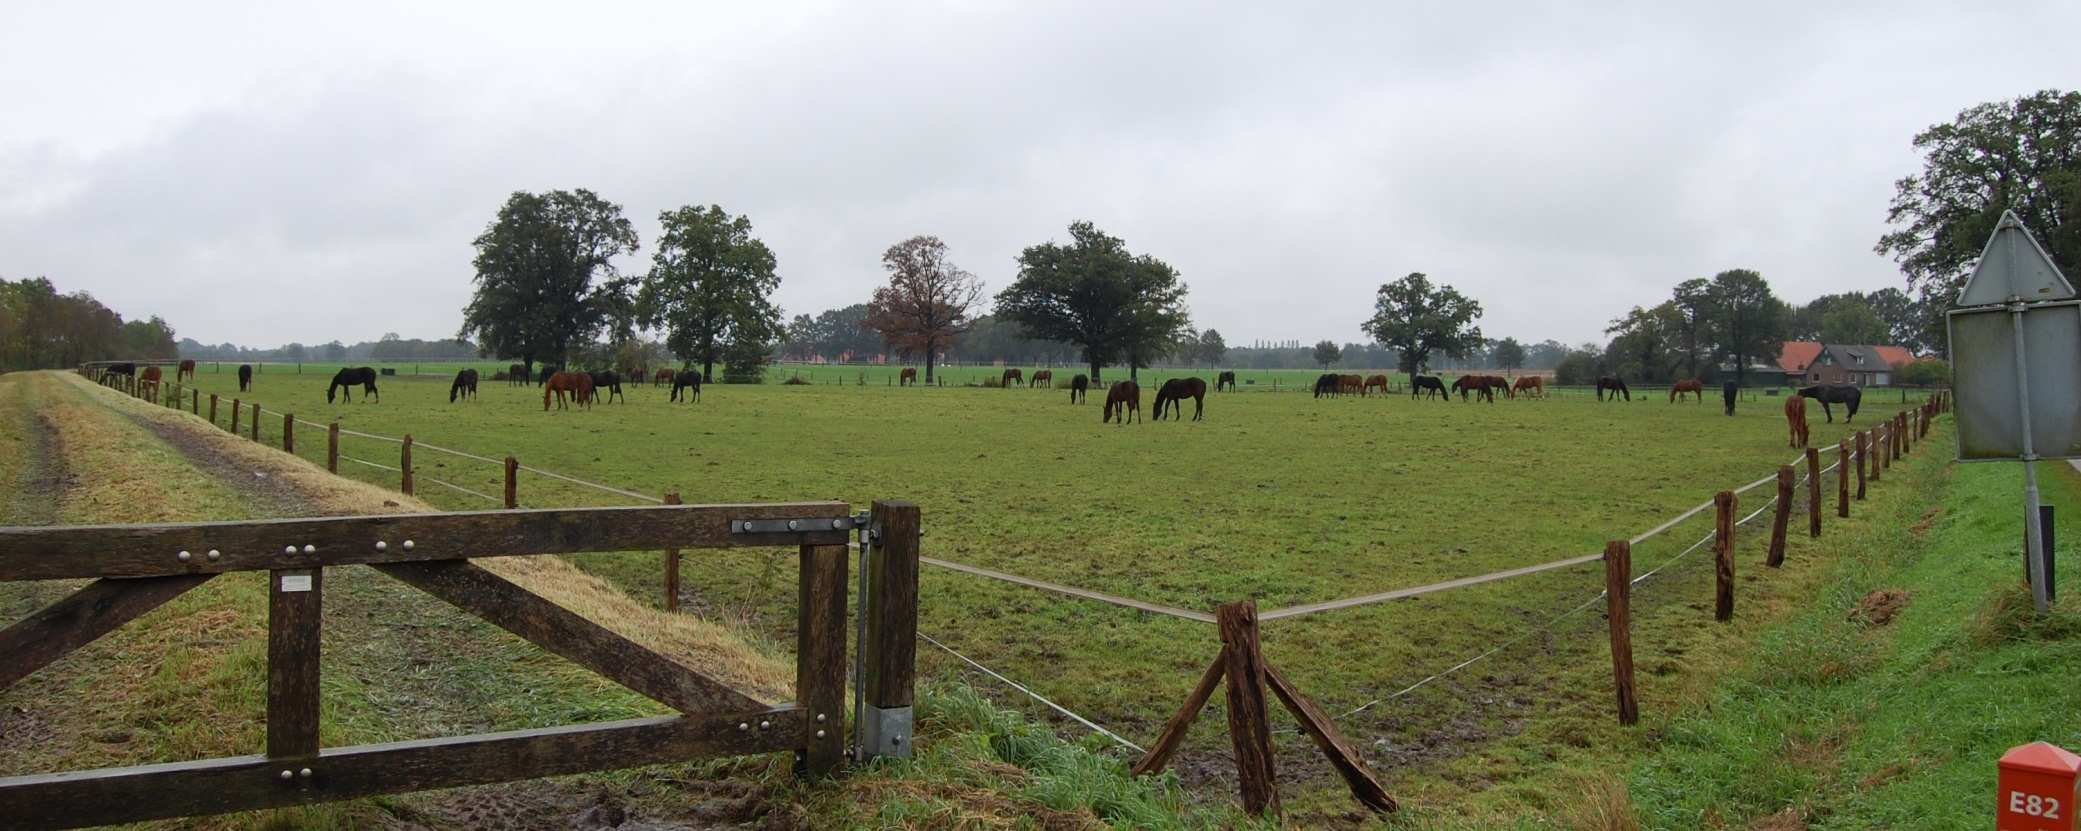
top-left (920, 632), bottom-right (1146, 754)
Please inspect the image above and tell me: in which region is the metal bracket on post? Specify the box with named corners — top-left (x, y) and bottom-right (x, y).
top-left (731, 516), bottom-right (861, 534)
top-left (858, 703), bottom-right (913, 760)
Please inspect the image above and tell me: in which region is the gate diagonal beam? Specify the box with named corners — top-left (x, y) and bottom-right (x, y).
top-left (375, 560), bottom-right (769, 713)
top-left (0, 708), bottom-right (800, 830)
top-left (0, 502), bottom-right (851, 582)
top-left (0, 575), bottom-right (215, 691)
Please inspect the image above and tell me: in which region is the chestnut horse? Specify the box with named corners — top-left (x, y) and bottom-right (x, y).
top-left (327, 367), bottom-right (378, 403)
top-left (899, 368), bottom-right (918, 386)
top-left (1363, 374), bottom-right (1390, 396)
top-left (1029, 369), bottom-right (1053, 388)
top-left (1069, 374), bottom-right (1089, 404)
top-left (543, 371), bottom-right (593, 410)
top-left (449, 368), bottom-right (478, 402)
top-left (1103, 380), bottom-right (1140, 424)
top-left (1784, 393), bottom-right (1809, 448)
top-left (1152, 377), bottom-right (1207, 421)
top-left (140, 366), bottom-right (162, 397)
top-left (655, 368), bottom-right (675, 386)
top-left (1340, 374), bottom-right (1364, 395)
top-left (1001, 368), bottom-right (1023, 388)
top-left (1596, 376), bottom-right (1630, 402)
top-left (1512, 376), bottom-right (1545, 399)
top-left (670, 370), bottom-right (702, 403)
top-left (177, 359), bottom-right (195, 382)
top-left (1670, 378), bottom-right (1704, 403)
top-left (238, 364), bottom-right (253, 392)
top-left (1216, 370), bottom-right (1236, 391)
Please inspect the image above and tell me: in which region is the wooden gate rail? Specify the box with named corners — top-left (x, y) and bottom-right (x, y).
top-left (0, 499), bottom-right (913, 829)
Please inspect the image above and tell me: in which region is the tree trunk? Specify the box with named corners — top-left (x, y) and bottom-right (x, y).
top-left (924, 337), bottom-right (937, 384)
top-left (1089, 358), bottom-right (1103, 385)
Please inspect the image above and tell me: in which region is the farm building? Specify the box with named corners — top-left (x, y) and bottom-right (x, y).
top-left (1777, 340), bottom-right (1915, 386)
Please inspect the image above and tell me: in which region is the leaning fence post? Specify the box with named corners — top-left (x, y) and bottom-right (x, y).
top-left (249, 402), bottom-right (260, 442)
top-left (1768, 465), bottom-right (1793, 568)
top-left (1604, 540), bottom-right (1638, 725)
top-left (1837, 439), bottom-right (1850, 518)
top-left (860, 500), bottom-right (920, 762)
top-left (1714, 490), bottom-right (1737, 618)
top-left (1217, 599), bottom-right (1280, 816)
top-left (662, 492), bottom-right (683, 612)
top-left (503, 456), bottom-right (519, 508)
top-left (1856, 431), bottom-right (1869, 499)
top-left (400, 434), bottom-right (414, 495)
top-left (283, 413), bottom-right (294, 453)
top-left (1805, 448), bottom-right (1821, 538)
top-left (230, 398), bottom-right (241, 434)
top-left (327, 422), bottom-right (339, 473)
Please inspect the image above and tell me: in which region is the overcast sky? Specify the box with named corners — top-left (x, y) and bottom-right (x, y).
top-left (3, 1), bottom-right (2075, 350)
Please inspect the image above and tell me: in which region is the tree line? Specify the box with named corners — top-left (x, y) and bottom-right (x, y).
top-left (0, 277), bottom-right (176, 371)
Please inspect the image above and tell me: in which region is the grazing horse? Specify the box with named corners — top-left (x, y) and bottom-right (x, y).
top-left (1102, 380), bottom-right (1141, 424)
top-left (1364, 374), bottom-right (1390, 396)
top-left (592, 370), bottom-right (625, 403)
top-left (1216, 371), bottom-right (1237, 391)
top-left (655, 368), bottom-right (674, 386)
top-left (1001, 368), bottom-right (1023, 388)
top-left (543, 371), bottom-right (593, 410)
top-left (899, 367), bottom-right (918, 386)
top-left (1468, 375), bottom-right (1508, 402)
top-left (1069, 374), bottom-right (1089, 404)
top-left (103, 362), bottom-right (135, 379)
top-left (327, 367), bottom-right (379, 403)
top-left (1152, 377), bottom-right (1208, 421)
top-left (1722, 380), bottom-right (1739, 416)
top-left (1340, 374), bottom-right (1364, 395)
top-left (670, 370), bottom-right (703, 403)
top-left (177, 359), bottom-right (196, 381)
top-left (1670, 378), bottom-right (1704, 403)
top-left (1785, 394), bottom-right (1809, 448)
top-left (1512, 376), bottom-right (1546, 399)
top-left (140, 366), bottom-right (162, 397)
top-left (1596, 376), bottom-right (1630, 402)
top-left (1451, 375), bottom-right (1498, 402)
top-left (1797, 384), bottom-right (1862, 423)
top-left (1411, 375), bottom-right (1447, 400)
top-left (1313, 373), bottom-right (1340, 398)
top-left (238, 363), bottom-right (254, 392)
top-left (507, 364), bottom-right (528, 386)
top-left (1029, 369), bottom-right (1053, 388)
top-left (449, 368), bottom-right (478, 402)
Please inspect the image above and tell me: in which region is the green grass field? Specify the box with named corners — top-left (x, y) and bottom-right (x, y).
top-left (144, 365), bottom-right (1939, 817)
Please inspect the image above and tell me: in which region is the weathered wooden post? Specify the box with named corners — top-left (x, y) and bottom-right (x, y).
top-left (400, 434), bottom-right (414, 495)
top-left (249, 403), bottom-right (260, 442)
top-left (1217, 599), bottom-right (1279, 816)
top-left (282, 413), bottom-right (294, 453)
top-left (798, 538), bottom-right (850, 777)
top-left (662, 492), bottom-right (683, 612)
top-left (860, 500), bottom-right (920, 763)
top-left (230, 398), bottom-right (241, 435)
top-left (1768, 465), bottom-right (1793, 567)
top-left (267, 564), bottom-right (323, 767)
top-left (1838, 439), bottom-right (1850, 518)
top-left (208, 393), bottom-right (218, 425)
top-left (1806, 447), bottom-right (1821, 538)
top-left (1604, 540), bottom-right (1638, 725)
top-left (503, 456), bottom-right (519, 508)
top-left (1714, 490), bottom-right (1737, 618)
top-left (191, 388), bottom-right (199, 414)
top-left (1856, 430), bottom-right (1869, 499)
top-left (327, 422), bottom-right (339, 473)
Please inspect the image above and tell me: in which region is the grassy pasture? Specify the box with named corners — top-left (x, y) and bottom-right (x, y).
top-left (161, 364), bottom-right (1937, 814)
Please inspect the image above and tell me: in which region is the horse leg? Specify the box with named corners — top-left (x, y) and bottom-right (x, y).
top-left (1193, 394), bottom-right (1204, 421)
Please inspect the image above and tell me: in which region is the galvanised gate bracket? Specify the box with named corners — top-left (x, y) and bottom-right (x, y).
top-left (858, 704), bottom-right (913, 761)
top-left (730, 515), bottom-right (862, 535)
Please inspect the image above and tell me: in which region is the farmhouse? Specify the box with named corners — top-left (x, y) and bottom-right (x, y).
top-left (1777, 340), bottom-right (1915, 387)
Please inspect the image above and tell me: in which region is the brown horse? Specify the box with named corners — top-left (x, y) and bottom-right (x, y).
top-left (238, 363), bottom-right (253, 392)
top-left (1152, 377), bottom-right (1207, 421)
top-left (1216, 370), bottom-right (1236, 391)
top-left (1670, 378), bottom-right (1704, 403)
top-left (1340, 374), bottom-right (1363, 395)
top-left (1784, 394), bottom-right (1808, 447)
top-left (177, 359), bottom-right (195, 381)
top-left (1596, 376), bottom-right (1630, 402)
top-left (1102, 380), bottom-right (1140, 424)
top-left (449, 368), bottom-right (478, 402)
top-left (1512, 376), bottom-right (1545, 399)
top-left (1363, 374), bottom-right (1390, 396)
top-left (655, 368), bottom-right (675, 386)
top-left (1001, 368), bottom-right (1023, 388)
top-left (543, 371), bottom-right (593, 411)
top-left (140, 366), bottom-right (162, 397)
top-left (1069, 374), bottom-right (1089, 404)
top-left (509, 364), bottom-right (530, 386)
top-left (899, 367), bottom-right (918, 386)
top-left (1029, 369), bottom-right (1053, 388)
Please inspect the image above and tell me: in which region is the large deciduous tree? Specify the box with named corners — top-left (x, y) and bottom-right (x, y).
top-left (461, 189), bottom-right (639, 378)
top-left (1359, 272), bottom-right (1483, 384)
top-left (994, 221), bottom-right (1190, 383)
top-left (1703, 269), bottom-right (1787, 383)
top-left (1669, 278), bottom-right (1712, 378)
top-left (864, 235), bottom-right (982, 385)
top-left (1877, 90), bottom-right (2080, 315)
top-left (1312, 339), bottom-right (1341, 368)
top-left (636, 204), bottom-right (782, 383)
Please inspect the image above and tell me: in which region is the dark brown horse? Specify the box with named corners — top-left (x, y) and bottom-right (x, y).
top-left (592, 370), bottom-right (625, 403)
top-left (1797, 384), bottom-right (1861, 423)
top-left (1001, 368), bottom-right (1023, 388)
top-left (1670, 378), bottom-right (1703, 403)
top-left (1069, 374), bottom-right (1089, 404)
top-left (1512, 376), bottom-right (1545, 399)
top-left (1785, 394), bottom-right (1809, 448)
top-left (1596, 376), bottom-right (1630, 402)
top-left (1363, 374), bottom-right (1390, 396)
top-left (1029, 369), bottom-right (1053, 388)
top-left (1314, 373), bottom-right (1340, 398)
top-left (1411, 375), bottom-right (1447, 400)
top-left (670, 370), bottom-right (702, 403)
top-left (1216, 370), bottom-right (1237, 391)
top-left (899, 367), bottom-right (918, 386)
top-left (449, 368), bottom-right (478, 402)
top-left (508, 363), bottom-right (529, 386)
top-left (1451, 375), bottom-right (1504, 402)
top-left (1103, 380), bottom-right (1140, 424)
top-left (655, 368), bottom-right (675, 386)
top-left (1340, 374), bottom-right (1364, 395)
top-left (327, 367), bottom-right (377, 403)
top-left (1152, 377), bottom-right (1207, 421)
top-left (238, 364), bottom-right (253, 392)
top-left (543, 371), bottom-right (592, 410)
top-left (177, 359), bottom-right (195, 382)
top-left (140, 366), bottom-right (162, 397)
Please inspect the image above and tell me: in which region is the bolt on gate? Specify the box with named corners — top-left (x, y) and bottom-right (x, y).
top-left (0, 499), bottom-right (920, 829)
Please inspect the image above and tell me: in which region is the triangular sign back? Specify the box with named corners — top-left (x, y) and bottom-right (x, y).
top-left (1955, 210), bottom-right (2076, 307)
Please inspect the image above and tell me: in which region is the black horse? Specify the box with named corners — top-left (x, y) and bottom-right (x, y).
top-left (1596, 376), bottom-right (1630, 402)
top-left (1798, 384), bottom-right (1861, 422)
top-left (592, 370), bottom-right (625, 403)
top-left (1313, 373), bottom-right (1340, 398)
top-left (450, 368), bottom-right (478, 403)
top-left (328, 366), bottom-right (379, 403)
top-left (237, 363), bottom-right (253, 392)
top-left (1215, 371), bottom-right (1237, 392)
top-left (535, 364), bottom-right (562, 387)
top-left (103, 362), bottom-right (136, 380)
top-left (507, 363), bottom-right (529, 386)
top-left (1152, 377), bottom-right (1208, 421)
top-left (1722, 380), bottom-right (1739, 416)
top-left (1411, 375), bottom-right (1447, 400)
top-left (1069, 374), bottom-right (1089, 404)
top-left (670, 370), bottom-right (702, 403)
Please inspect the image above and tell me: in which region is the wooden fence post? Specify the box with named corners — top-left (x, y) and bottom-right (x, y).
top-left (1856, 431), bottom-right (1869, 499)
top-left (208, 394), bottom-right (218, 426)
top-left (798, 541), bottom-right (849, 777)
top-left (1603, 540), bottom-right (1638, 725)
top-left (1714, 490), bottom-right (1737, 619)
top-left (861, 500), bottom-right (921, 762)
top-left (230, 399), bottom-right (241, 435)
top-left (191, 388), bottom-right (199, 415)
top-left (327, 422), bottom-right (339, 473)
top-left (1805, 448), bottom-right (1821, 538)
top-left (662, 492), bottom-right (683, 612)
top-left (400, 435), bottom-right (414, 495)
top-left (1767, 465), bottom-right (1793, 568)
top-left (267, 566), bottom-right (323, 763)
top-left (503, 456), bottom-right (518, 509)
top-left (1876, 423), bottom-right (1888, 477)
top-left (1217, 599), bottom-right (1280, 816)
top-left (248, 403), bottom-right (259, 441)
top-left (1837, 439), bottom-right (1850, 518)
top-left (282, 413), bottom-right (294, 453)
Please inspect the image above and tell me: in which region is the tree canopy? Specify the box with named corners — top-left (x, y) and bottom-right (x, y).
top-left (1704, 269), bottom-right (1788, 382)
top-left (994, 221), bottom-right (1190, 382)
top-left (864, 235), bottom-right (982, 384)
top-left (636, 204), bottom-right (782, 382)
top-left (1491, 337), bottom-right (1526, 370)
top-left (1359, 272), bottom-right (1483, 379)
top-left (1312, 339), bottom-right (1341, 368)
top-left (1, 276), bottom-right (168, 370)
top-left (460, 189), bottom-right (639, 374)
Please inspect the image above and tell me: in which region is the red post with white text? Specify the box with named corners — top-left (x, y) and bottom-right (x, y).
top-left (2000, 742), bottom-right (2081, 831)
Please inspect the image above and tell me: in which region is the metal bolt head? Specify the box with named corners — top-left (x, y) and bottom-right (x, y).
top-left (892, 735), bottom-right (904, 744)
top-left (207, 549), bottom-right (221, 561)
top-left (279, 770), bottom-right (293, 781)
top-left (759, 720), bottom-right (771, 730)
top-left (816, 729), bottom-right (827, 739)
top-left (401, 540), bottom-right (414, 551)
top-left (737, 722), bottom-right (749, 731)
top-left (374, 541), bottom-right (387, 552)
top-left (302, 544), bottom-right (315, 554)
top-left (816, 713), bottom-right (826, 723)
top-left (177, 550), bottom-right (192, 562)
top-left (299, 767), bottom-right (312, 778)
top-left (832, 519), bottom-right (844, 529)
top-left (283, 545), bottom-right (297, 556)
top-left (787, 520), bottom-right (799, 531)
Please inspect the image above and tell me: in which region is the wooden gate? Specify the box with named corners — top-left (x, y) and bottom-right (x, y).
top-left (0, 499), bottom-right (920, 829)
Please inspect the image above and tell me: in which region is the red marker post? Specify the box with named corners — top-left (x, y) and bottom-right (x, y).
top-left (2000, 742), bottom-right (2081, 831)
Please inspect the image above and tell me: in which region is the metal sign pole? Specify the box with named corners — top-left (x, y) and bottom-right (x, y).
top-left (2011, 298), bottom-right (2049, 612)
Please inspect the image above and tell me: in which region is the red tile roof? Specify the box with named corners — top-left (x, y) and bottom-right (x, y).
top-left (1778, 341), bottom-right (1823, 372)
top-left (1871, 346), bottom-right (1914, 367)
